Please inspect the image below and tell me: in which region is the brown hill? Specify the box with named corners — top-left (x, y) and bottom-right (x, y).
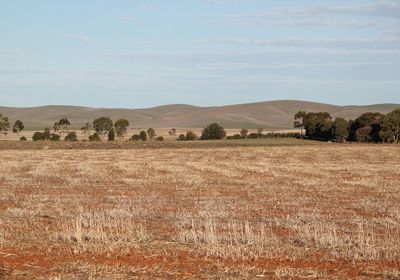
top-left (1, 100), bottom-right (399, 130)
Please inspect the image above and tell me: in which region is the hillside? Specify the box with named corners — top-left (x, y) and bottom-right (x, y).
top-left (1, 100), bottom-right (399, 130)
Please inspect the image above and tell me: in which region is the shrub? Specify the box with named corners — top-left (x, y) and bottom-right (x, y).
top-left (64, 131), bottom-right (78, 142)
top-left (32, 132), bottom-right (45, 141)
top-left (185, 131), bottom-right (197, 141)
top-left (20, 136), bottom-right (27, 141)
top-left (89, 133), bottom-right (101, 142)
top-left (247, 133), bottom-right (259, 139)
top-left (200, 123), bottom-right (226, 140)
top-left (139, 131), bottom-right (147, 141)
top-left (50, 134), bottom-right (60, 141)
top-left (147, 128), bottom-right (155, 139)
top-left (156, 136), bottom-right (164, 141)
top-left (227, 134), bottom-right (241, 140)
top-left (108, 129), bottom-right (115, 142)
top-left (177, 134), bottom-right (186, 141)
top-left (130, 134), bottom-right (141, 141)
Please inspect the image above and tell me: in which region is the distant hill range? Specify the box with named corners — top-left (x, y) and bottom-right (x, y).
top-left (1, 100), bottom-right (399, 130)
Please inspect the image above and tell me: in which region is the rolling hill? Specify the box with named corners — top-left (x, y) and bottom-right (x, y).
top-left (1, 100), bottom-right (399, 130)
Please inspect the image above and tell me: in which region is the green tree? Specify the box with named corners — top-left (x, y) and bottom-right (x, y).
top-left (89, 133), bottom-right (101, 142)
top-left (81, 122), bottom-right (92, 136)
top-left (168, 128), bottom-right (176, 136)
top-left (147, 128), bottom-right (156, 139)
top-left (93, 117), bottom-right (113, 138)
top-left (185, 131), bottom-right (198, 141)
top-left (32, 132), bottom-right (45, 141)
top-left (139, 130), bottom-right (147, 141)
top-left (12, 120), bottom-right (24, 135)
top-left (108, 129), bottom-right (115, 141)
top-left (301, 112), bottom-right (333, 140)
top-left (114, 119), bottom-right (130, 138)
top-left (356, 126), bottom-right (372, 143)
top-left (294, 111), bottom-right (307, 136)
top-left (50, 134), bottom-right (60, 141)
top-left (0, 113), bottom-right (10, 135)
top-left (43, 128), bottom-right (51, 140)
top-left (240, 128), bottom-right (249, 139)
top-left (200, 123), bottom-right (226, 140)
top-left (380, 109), bottom-right (400, 143)
top-left (349, 112), bottom-right (383, 142)
top-left (65, 131), bottom-right (78, 142)
top-left (331, 118), bottom-right (349, 141)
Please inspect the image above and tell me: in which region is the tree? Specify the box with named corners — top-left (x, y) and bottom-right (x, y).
top-left (294, 111), bottom-right (307, 136)
top-left (50, 134), bottom-right (60, 141)
top-left (380, 109), bottom-right (400, 143)
top-left (43, 128), bottom-right (51, 140)
top-left (349, 112), bottom-right (383, 142)
top-left (53, 122), bottom-right (60, 133)
top-left (0, 113), bottom-right (10, 135)
top-left (331, 118), bottom-right (349, 141)
top-left (108, 129), bottom-right (115, 142)
top-left (12, 120), bottom-right (24, 135)
top-left (356, 126), bottom-right (372, 143)
top-left (185, 131), bottom-right (197, 141)
top-left (300, 112), bottom-right (333, 140)
top-left (168, 128), bottom-right (176, 136)
top-left (240, 128), bottom-right (249, 139)
top-left (177, 134), bottom-right (186, 141)
top-left (81, 122), bottom-right (92, 136)
top-left (32, 132), bottom-right (45, 141)
top-left (200, 123), bottom-right (226, 140)
top-left (93, 117), bottom-right (113, 138)
top-left (257, 128), bottom-right (264, 138)
top-left (65, 131), bottom-right (78, 142)
top-left (114, 119), bottom-right (130, 138)
top-left (89, 133), bottom-right (101, 142)
top-left (156, 136), bottom-right (164, 141)
top-left (147, 128), bottom-right (156, 139)
top-left (139, 130), bottom-right (147, 141)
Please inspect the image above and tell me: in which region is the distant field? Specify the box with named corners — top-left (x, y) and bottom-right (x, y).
top-left (0, 144), bottom-right (399, 278)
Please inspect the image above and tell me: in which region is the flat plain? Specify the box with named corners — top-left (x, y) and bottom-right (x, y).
top-left (0, 141), bottom-right (399, 279)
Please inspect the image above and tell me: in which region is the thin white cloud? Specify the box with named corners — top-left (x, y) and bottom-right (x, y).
top-left (117, 16), bottom-right (136, 22)
top-left (60, 33), bottom-right (92, 42)
top-left (207, 37), bottom-right (400, 49)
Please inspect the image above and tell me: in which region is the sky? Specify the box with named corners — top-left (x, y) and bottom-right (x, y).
top-left (0, 0), bottom-right (399, 108)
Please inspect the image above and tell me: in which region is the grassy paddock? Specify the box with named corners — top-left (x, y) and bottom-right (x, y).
top-left (0, 144), bottom-right (399, 278)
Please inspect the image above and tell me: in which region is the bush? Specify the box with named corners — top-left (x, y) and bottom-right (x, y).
top-left (20, 136), bottom-right (27, 141)
top-left (139, 131), bottom-right (147, 141)
top-left (32, 132), bottom-right (45, 141)
top-left (247, 133), bottom-right (259, 139)
top-left (200, 123), bottom-right (226, 140)
top-left (65, 132), bottom-right (78, 142)
top-left (130, 134), bottom-right (141, 141)
top-left (227, 134), bottom-right (241, 140)
top-left (156, 136), bottom-right (164, 141)
top-left (89, 133), bottom-right (101, 142)
top-left (108, 129), bottom-right (115, 142)
top-left (50, 134), bottom-right (60, 141)
top-left (177, 134), bottom-right (186, 141)
top-left (185, 131), bottom-right (197, 141)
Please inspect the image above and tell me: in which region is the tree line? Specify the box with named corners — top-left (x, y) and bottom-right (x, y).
top-left (294, 109), bottom-right (400, 143)
top-left (0, 113), bottom-right (230, 142)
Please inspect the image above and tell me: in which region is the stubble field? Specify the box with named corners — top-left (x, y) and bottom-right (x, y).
top-left (0, 143), bottom-right (399, 279)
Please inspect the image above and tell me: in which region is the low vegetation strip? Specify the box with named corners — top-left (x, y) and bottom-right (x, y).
top-left (0, 145), bottom-right (399, 278)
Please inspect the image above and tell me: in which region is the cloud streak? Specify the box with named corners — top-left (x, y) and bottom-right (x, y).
top-left (60, 33), bottom-right (92, 42)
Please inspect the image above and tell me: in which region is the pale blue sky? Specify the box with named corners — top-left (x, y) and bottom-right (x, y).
top-left (1, 0), bottom-right (399, 108)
